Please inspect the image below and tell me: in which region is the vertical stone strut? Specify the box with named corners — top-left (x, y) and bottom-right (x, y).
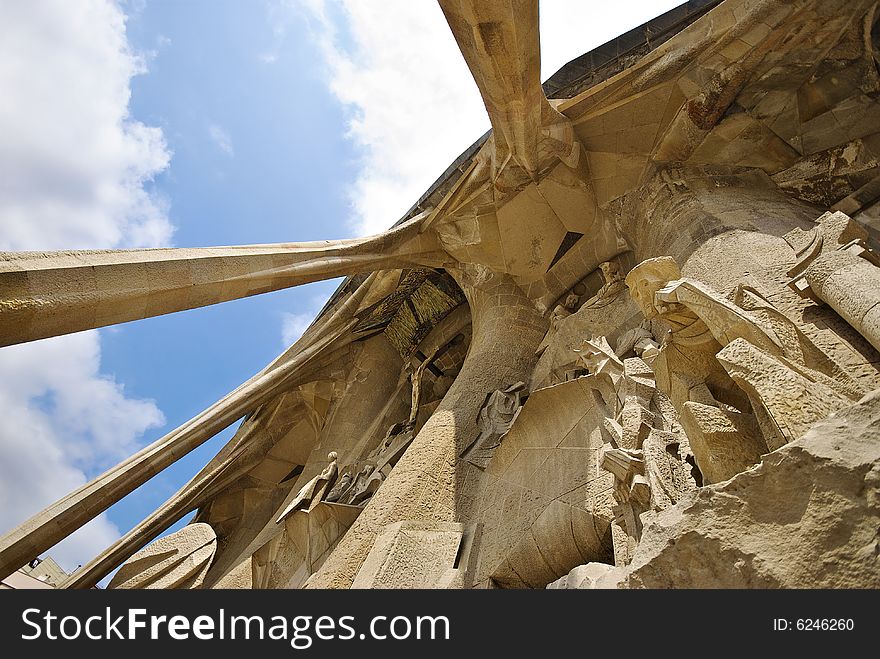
top-left (628, 172), bottom-right (819, 291)
top-left (306, 270), bottom-right (547, 588)
top-left (438, 0), bottom-right (576, 179)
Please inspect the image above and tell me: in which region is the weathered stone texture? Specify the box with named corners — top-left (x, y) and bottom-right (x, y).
top-left (623, 390), bottom-right (880, 588)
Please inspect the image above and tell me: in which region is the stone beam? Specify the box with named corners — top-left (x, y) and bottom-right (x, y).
top-left (0, 276), bottom-right (376, 582)
top-left (438, 0), bottom-right (576, 179)
top-left (0, 212), bottom-right (446, 346)
top-left (61, 394), bottom-right (296, 589)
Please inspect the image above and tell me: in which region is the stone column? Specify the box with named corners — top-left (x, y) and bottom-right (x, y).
top-left (305, 269), bottom-right (547, 588)
top-left (628, 168), bottom-right (819, 293)
top-left (0, 278), bottom-right (370, 582)
top-left (804, 248), bottom-right (880, 353)
top-left (0, 213), bottom-right (446, 346)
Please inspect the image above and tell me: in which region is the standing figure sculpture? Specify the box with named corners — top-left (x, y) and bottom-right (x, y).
top-left (276, 451), bottom-right (339, 521)
top-left (580, 260), bottom-right (626, 310)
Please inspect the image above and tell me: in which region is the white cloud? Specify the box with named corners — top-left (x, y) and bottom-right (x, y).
top-left (0, 331), bottom-right (165, 573)
top-left (281, 311), bottom-right (316, 346)
top-left (208, 123), bottom-right (235, 157)
top-left (294, 0), bottom-right (487, 236)
top-left (294, 0), bottom-right (683, 237)
top-left (0, 0), bottom-right (172, 575)
top-left (538, 1), bottom-right (684, 81)
top-left (0, 0), bottom-right (173, 251)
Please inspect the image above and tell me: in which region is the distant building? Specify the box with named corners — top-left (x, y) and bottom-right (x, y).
top-left (1, 557), bottom-right (69, 589)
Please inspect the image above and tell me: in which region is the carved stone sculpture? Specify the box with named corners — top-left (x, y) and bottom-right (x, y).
top-left (588, 334), bottom-right (696, 566)
top-left (276, 451), bottom-right (339, 521)
top-left (624, 256), bottom-right (864, 464)
top-left (325, 471), bottom-right (353, 504)
top-left (615, 322), bottom-right (660, 365)
top-left (581, 260), bottom-right (626, 310)
top-left (331, 423), bottom-right (416, 507)
top-left (406, 344), bottom-right (445, 429)
top-left (461, 382), bottom-right (526, 469)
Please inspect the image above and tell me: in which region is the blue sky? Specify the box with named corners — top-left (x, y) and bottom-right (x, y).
top-left (98, 0), bottom-right (358, 536)
top-left (0, 0), bottom-right (682, 579)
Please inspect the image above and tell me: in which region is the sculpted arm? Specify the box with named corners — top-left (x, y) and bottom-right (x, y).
top-left (656, 279), bottom-right (779, 353)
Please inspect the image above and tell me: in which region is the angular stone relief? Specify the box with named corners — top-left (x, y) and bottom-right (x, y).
top-left (276, 451), bottom-right (339, 521)
top-left (109, 523), bottom-right (217, 590)
top-left (624, 256), bottom-right (864, 455)
top-left (350, 521), bottom-right (480, 589)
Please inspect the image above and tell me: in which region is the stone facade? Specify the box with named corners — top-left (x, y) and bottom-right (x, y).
top-left (1, 0), bottom-right (880, 589)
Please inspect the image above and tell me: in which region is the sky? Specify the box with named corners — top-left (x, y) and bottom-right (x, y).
top-left (0, 0), bottom-right (684, 580)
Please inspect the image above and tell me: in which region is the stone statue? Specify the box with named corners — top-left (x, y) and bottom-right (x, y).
top-left (575, 335), bottom-right (623, 379)
top-left (573, 336), bottom-right (624, 414)
top-left (338, 463), bottom-right (375, 505)
top-left (406, 344), bottom-right (445, 429)
top-left (537, 259), bottom-right (624, 357)
top-left (276, 451), bottom-right (339, 522)
top-left (601, 446), bottom-right (650, 565)
top-left (461, 382), bottom-right (526, 469)
top-left (580, 260), bottom-right (626, 309)
top-left (625, 256), bottom-right (865, 457)
top-left (614, 322), bottom-right (660, 365)
top-left (550, 292), bottom-right (581, 324)
top-left (325, 470), bottom-right (353, 503)
top-left (332, 423), bottom-right (417, 507)
top-left (589, 332), bottom-right (696, 565)
top-left (626, 257), bottom-right (861, 408)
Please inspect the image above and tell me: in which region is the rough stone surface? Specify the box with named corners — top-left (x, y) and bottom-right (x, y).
top-left (679, 401), bottom-right (765, 484)
top-left (109, 523), bottom-right (217, 590)
top-left (546, 562), bottom-right (621, 589)
top-left (622, 390), bottom-right (880, 588)
top-left (350, 521), bottom-right (477, 589)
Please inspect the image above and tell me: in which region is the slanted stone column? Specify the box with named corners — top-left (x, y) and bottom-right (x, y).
top-left (803, 248), bottom-right (880, 353)
top-left (0, 213), bottom-right (446, 347)
top-left (306, 269), bottom-right (547, 588)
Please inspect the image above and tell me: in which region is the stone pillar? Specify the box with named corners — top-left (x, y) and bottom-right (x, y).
top-left (305, 269), bottom-right (547, 588)
top-left (804, 248), bottom-right (880, 353)
top-left (628, 168), bottom-right (819, 293)
top-left (0, 280), bottom-right (369, 582)
top-left (201, 333), bottom-right (405, 588)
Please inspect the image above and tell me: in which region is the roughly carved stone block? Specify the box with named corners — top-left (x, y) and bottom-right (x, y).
top-left (679, 401), bottom-right (766, 484)
top-left (109, 523), bottom-right (216, 590)
top-left (545, 562), bottom-right (621, 589)
top-left (351, 521), bottom-right (479, 589)
top-left (622, 390), bottom-right (880, 588)
top-left (716, 338), bottom-right (852, 448)
top-left (461, 382), bottom-right (525, 469)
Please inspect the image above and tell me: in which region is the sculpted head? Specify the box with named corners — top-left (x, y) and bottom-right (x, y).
top-left (599, 260), bottom-right (622, 284)
top-left (327, 451), bottom-right (338, 462)
top-left (625, 257), bottom-right (681, 319)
